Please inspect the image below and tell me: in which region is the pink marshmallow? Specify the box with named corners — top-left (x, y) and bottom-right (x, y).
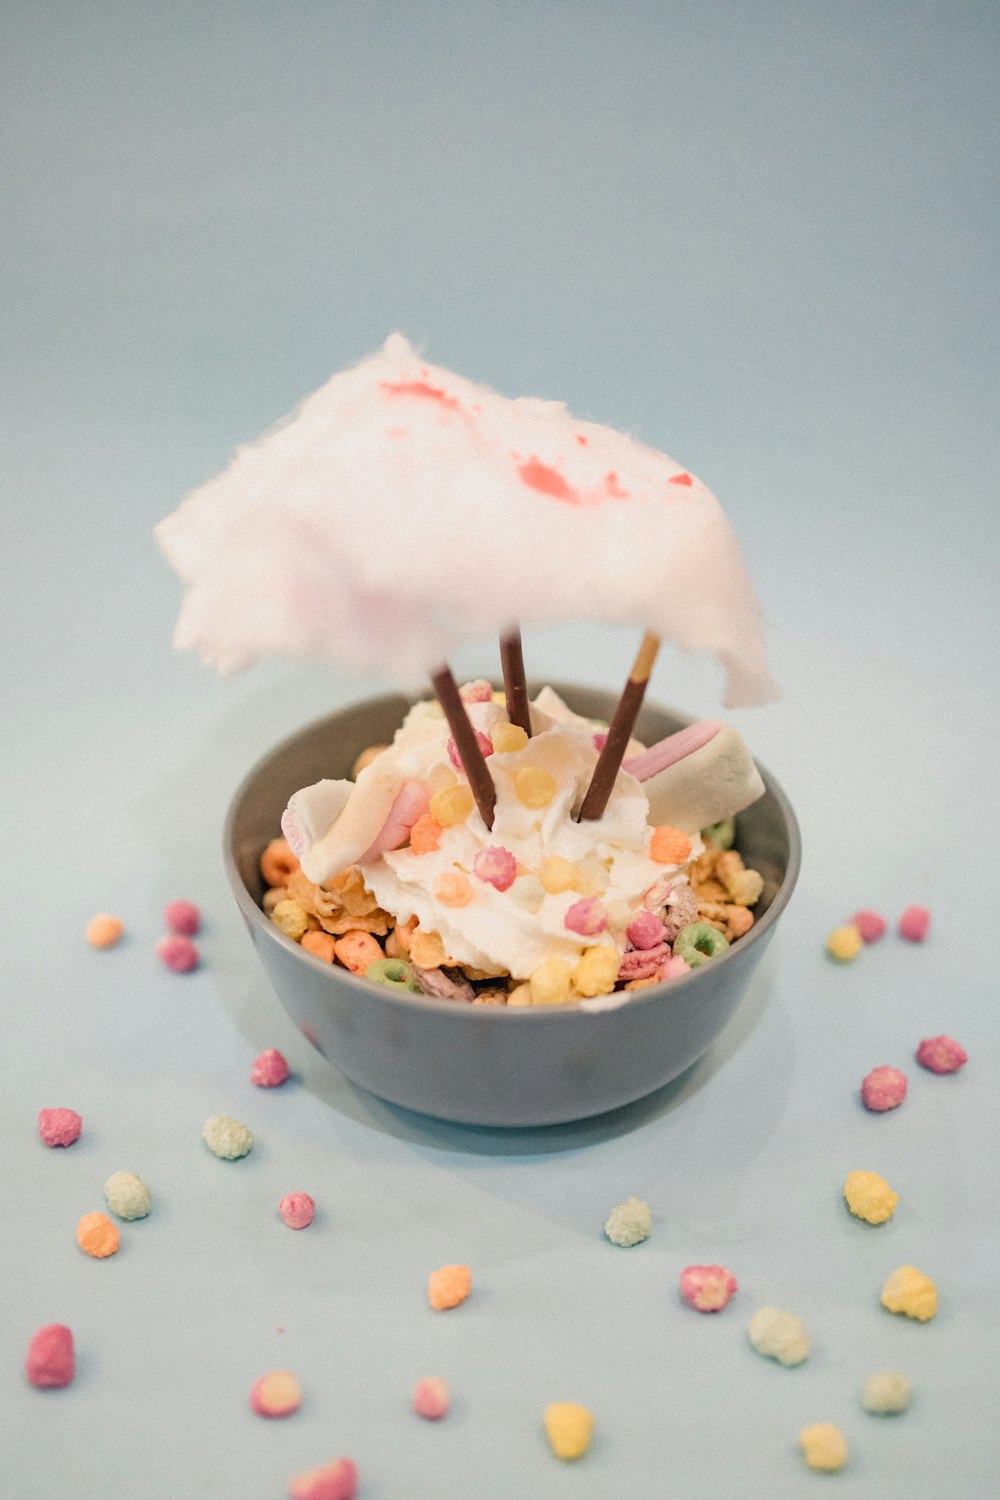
top-left (288, 1458), bottom-right (358, 1500)
top-left (163, 899), bottom-right (201, 936)
top-left (861, 1065), bottom-right (908, 1112)
top-left (412, 1376), bottom-right (450, 1420)
top-left (627, 909), bottom-right (667, 950)
top-left (473, 845), bottom-right (517, 891)
top-left (37, 1108), bottom-right (82, 1148)
top-left (447, 730), bottom-right (493, 770)
top-left (852, 908), bottom-right (886, 943)
top-left (360, 779), bottom-right (431, 861)
top-left (564, 897), bottom-right (608, 936)
top-left (156, 934), bottom-right (199, 972)
top-left (25, 1324), bottom-right (75, 1388)
top-left (279, 1192), bottom-right (315, 1230)
top-left (898, 904), bottom-right (930, 942)
top-left (618, 942), bottom-right (670, 982)
top-left (623, 719), bottom-right (723, 783)
top-left (679, 1264), bottom-right (738, 1312)
top-left (916, 1035), bottom-right (967, 1074)
top-left (251, 1048), bottom-right (290, 1087)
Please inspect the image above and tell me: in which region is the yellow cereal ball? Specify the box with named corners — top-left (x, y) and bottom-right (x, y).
top-left (514, 767), bottom-right (557, 809)
top-left (491, 690), bottom-right (507, 705)
top-left (410, 929), bottom-right (448, 968)
top-left (529, 956), bottom-right (573, 1006)
top-left (881, 1265), bottom-right (937, 1321)
top-left (844, 1170), bottom-right (899, 1225)
top-left (571, 945), bottom-right (620, 998)
top-left (538, 856), bottom-right (578, 894)
top-left (799, 1423), bottom-right (847, 1472)
top-left (86, 914), bottom-right (124, 949)
top-left (270, 899), bottom-right (309, 940)
top-left (544, 1403), bottom-right (594, 1461)
top-left (507, 982), bottom-right (533, 1006)
top-left (490, 722), bottom-right (529, 753)
top-left (826, 923), bottom-right (863, 961)
top-left (725, 868), bottom-right (764, 906)
top-left (429, 784), bottom-right (475, 827)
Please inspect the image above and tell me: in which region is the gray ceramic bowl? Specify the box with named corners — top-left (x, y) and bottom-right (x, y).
top-left (224, 684), bottom-right (800, 1126)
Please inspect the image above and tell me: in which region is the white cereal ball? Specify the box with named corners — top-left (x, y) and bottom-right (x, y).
top-left (862, 1370), bottom-right (912, 1414)
top-left (203, 1115), bottom-right (254, 1160)
top-left (747, 1306), bottom-right (810, 1366)
top-left (104, 1170), bottom-right (152, 1220)
top-left (604, 1196), bottom-right (652, 1247)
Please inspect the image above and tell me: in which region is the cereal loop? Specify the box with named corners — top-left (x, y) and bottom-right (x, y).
top-left (260, 838), bottom-right (299, 887)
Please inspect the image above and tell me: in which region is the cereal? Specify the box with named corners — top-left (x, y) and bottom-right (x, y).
top-left (156, 934), bottom-right (199, 972)
top-left (163, 899), bottom-right (201, 936)
top-left (203, 1115), bottom-right (253, 1160)
top-left (365, 957), bottom-right (420, 991)
top-left (674, 922), bottom-right (729, 967)
top-left (530, 955), bottom-right (573, 1006)
top-left (915, 1035), bottom-right (967, 1074)
top-left (409, 812), bottom-right (443, 854)
top-left (679, 1264), bottom-right (738, 1312)
top-left (104, 1170), bottom-right (152, 1220)
top-left (288, 1458), bottom-right (358, 1500)
top-left (37, 1107), bottom-right (82, 1148)
top-left (826, 924), bottom-right (862, 962)
top-left (604, 1196), bottom-right (652, 1247)
top-left (510, 874), bottom-right (545, 913)
top-left (881, 1265), bottom-right (937, 1321)
top-left (861, 1065), bottom-right (908, 1112)
top-left (250, 1368), bottom-right (301, 1417)
top-left (76, 1211), bottom-right (120, 1259)
top-left (571, 944), bottom-right (619, 997)
top-left (262, 886), bottom-right (288, 915)
top-left (25, 1324), bottom-right (74, 1388)
top-left (434, 871), bottom-right (474, 907)
top-left (461, 678), bottom-right (494, 703)
top-left (251, 1048), bottom-right (290, 1087)
top-left (617, 942), bottom-right (669, 982)
top-left (898, 904), bottom-right (930, 942)
top-left (862, 1370), bottom-right (912, 1414)
top-left (410, 928), bottom-right (447, 968)
top-left (799, 1423), bottom-right (847, 1473)
top-left (852, 908), bottom-right (886, 943)
top-left (490, 721), bottom-right (528, 753)
top-left (429, 784), bottom-right (475, 827)
top-left (412, 1376), bottom-right (450, 1420)
top-left (261, 838), bottom-right (300, 886)
top-left (513, 766), bottom-right (557, 809)
top-left (301, 930), bottom-right (336, 962)
top-left (473, 845), bottom-right (517, 891)
top-left (85, 913), bottom-right (124, 949)
top-left (279, 1192), bottom-right (315, 1229)
top-left (333, 930), bottom-right (383, 974)
top-left (747, 1307), bottom-right (809, 1365)
top-left (538, 856), bottom-right (578, 894)
top-left (447, 729), bottom-right (493, 768)
top-left (626, 909), bottom-right (667, 949)
top-left (413, 964), bottom-right (474, 1001)
top-left (428, 1264), bottom-right (472, 1310)
top-left (544, 1402), bottom-right (594, 1461)
top-left (724, 867), bottom-right (764, 906)
top-left (844, 1170), bottom-right (898, 1225)
top-left (564, 897), bottom-right (608, 936)
top-left (507, 982), bottom-right (532, 1006)
top-left (271, 900), bottom-right (310, 941)
top-left (649, 825), bottom-right (692, 865)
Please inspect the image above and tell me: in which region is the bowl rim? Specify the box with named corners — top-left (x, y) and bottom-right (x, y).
top-left (223, 683), bottom-right (802, 1021)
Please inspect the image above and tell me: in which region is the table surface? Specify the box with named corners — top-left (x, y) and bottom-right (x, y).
top-left (2, 4), bottom-right (998, 1497)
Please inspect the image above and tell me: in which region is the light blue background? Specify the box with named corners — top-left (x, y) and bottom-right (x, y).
top-left (1, 4), bottom-right (997, 1497)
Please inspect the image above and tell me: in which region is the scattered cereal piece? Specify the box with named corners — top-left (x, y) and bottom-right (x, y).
top-left (279, 1193), bottom-right (315, 1229)
top-left (76, 1211), bottom-right (120, 1259)
top-left (538, 856), bottom-right (577, 894)
top-left (799, 1423), bottom-right (847, 1472)
top-left (104, 1171), bottom-right (152, 1220)
top-left (826, 924), bottom-right (863, 962)
top-left (571, 944), bottom-right (620, 997)
top-left (861, 1065), bottom-right (908, 1112)
top-left (163, 899), bottom-right (201, 936)
top-left (679, 1265), bottom-right (738, 1312)
top-left (156, 934), bottom-right (199, 972)
top-left (747, 1307), bottom-right (810, 1365)
top-left (409, 811), bottom-right (444, 854)
top-left (460, 679), bottom-right (494, 703)
top-left (203, 1115), bottom-right (253, 1160)
top-left (434, 871), bottom-right (474, 908)
top-left (626, 909), bottom-right (667, 949)
top-left (898, 904), bottom-right (930, 942)
top-left (603, 1197), bottom-right (652, 1247)
top-left (852, 909), bottom-right (886, 943)
top-left (288, 1458), bottom-right (358, 1500)
top-left (529, 955), bottom-right (573, 1006)
top-left (365, 957), bottom-right (420, 991)
top-left (250, 1368), bottom-right (301, 1417)
top-left (86, 913), bottom-right (124, 949)
top-left (473, 845), bottom-right (517, 891)
top-left (37, 1108), bottom-right (82, 1148)
top-left (723, 867), bottom-right (764, 905)
top-left (862, 1370), bottom-right (912, 1414)
top-left (25, 1324), bottom-right (75, 1388)
top-left (410, 929), bottom-right (448, 968)
top-left (564, 896), bottom-right (608, 936)
top-left (260, 838), bottom-right (299, 886)
top-left (490, 721), bottom-right (528, 753)
top-left (844, 1170), bottom-right (898, 1225)
top-left (544, 1402), bottom-right (594, 1461)
top-left (301, 930), bottom-right (336, 963)
top-left (674, 922), bottom-right (729, 968)
top-left (429, 784), bottom-right (475, 827)
top-left (881, 1265), bottom-right (937, 1321)
top-left (251, 1048), bottom-right (290, 1087)
top-left (618, 942), bottom-right (669, 983)
top-left (333, 930), bottom-right (383, 974)
top-left (270, 900), bottom-right (310, 941)
top-left (915, 1035), bottom-right (967, 1074)
top-left (412, 1376), bottom-right (450, 1420)
top-left (649, 825), bottom-right (693, 865)
top-left (513, 766), bottom-right (557, 809)
top-left (428, 1264), bottom-right (472, 1310)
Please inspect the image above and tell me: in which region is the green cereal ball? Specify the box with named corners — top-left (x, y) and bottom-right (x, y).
top-left (365, 957), bottom-right (421, 992)
top-left (104, 1170), bottom-right (152, 1220)
top-left (203, 1114), bottom-right (254, 1160)
top-left (270, 899), bottom-right (309, 940)
top-left (701, 817), bottom-right (735, 850)
top-left (674, 922), bottom-right (730, 968)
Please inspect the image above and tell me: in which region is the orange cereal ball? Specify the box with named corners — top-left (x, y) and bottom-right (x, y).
top-left (434, 872), bottom-right (474, 908)
top-left (409, 813), bottom-right (444, 855)
top-left (86, 914), bottom-right (124, 949)
top-left (301, 930), bottom-right (336, 963)
top-left (649, 826), bottom-right (693, 865)
top-left (428, 1264), bottom-right (472, 1311)
top-left (76, 1211), bottom-right (120, 1259)
top-left (333, 930), bottom-right (383, 974)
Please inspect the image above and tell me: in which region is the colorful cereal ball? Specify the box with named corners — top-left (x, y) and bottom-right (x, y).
top-left (25, 1324), bottom-right (75, 1388)
top-left (915, 1035), bottom-right (967, 1074)
top-left (799, 1424), bottom-right (847, 1472)
top-left (163, 899), bottom-right (201, 935)
top-left (679, 1265), bottom-right (738, 1312)
top-left (86, 914), bottom-right (124, 949)
top-left (862, 1370), bottom-right (912, 1414)
top-left (203, 1115), bottom-right (253, 1160)
top-left (603, 1197), bottom-right (652, 1247)
top-left (288, 1458), bottom-right (358, 1500)
top-left (544, 1403), bottom-right (595, 1461)
top-left (104, 1171), bottom-right (152, 1220)
top-left (861, 1065), bottom-right (908, 1112)
top-left (250, 1048), bottom-right (290, 1087)
top-left (427, 1265), bottom-right (472, 1310)
top-left (37, 1108), bottom-right (82, 1148)
top-left (76, 1211), bottom-right (120, 1259)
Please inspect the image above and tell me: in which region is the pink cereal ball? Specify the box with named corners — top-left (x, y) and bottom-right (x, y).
top-left (861, 1065), bottom-right (908, 1112)
top-left (447, 729), bottom-right (494, 769)
top-left (279, 1193), bottom-right (315, 1230)
top-left (288, 1458), bottom-right (358, 1500)
top-left (37, 1108), bottom-right (82, 1148)
top-left (626, 909), bottom-right (668, 950)
top-left (564, 896), bottom-right (608, 936)
top-left (916, 1035), bottom-right (968, 1074)
top-left (156, 935), bottom-right (199, 973)
top-left (852, 909), bottom-right (887, 943)
top-left (25, 1324), bottom-right (75, 1388)
top-left (472, 845), bottom-right (517, 892)
top-left (412, 1376), bottom-right (450, 1420)
top-left (163, 899), bottom-right (201, 936)
top-left (679, 1264), bottom-right (738, 1312)
top-left (898, 904), bottom-right (930, 942)
top-left (251, 1048), bottom-right (290, 1087)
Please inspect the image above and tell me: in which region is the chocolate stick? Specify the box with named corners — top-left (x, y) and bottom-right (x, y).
top-left (577, 631), bottom-right (661, 822)
top-left (430, 665), bottom-right (496, 830)
top-left (500, 628), bottom-right (532, 736)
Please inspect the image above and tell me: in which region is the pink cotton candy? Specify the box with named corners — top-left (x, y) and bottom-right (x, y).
top-left (916, 1035), bottom-right (967, 1074)
top-left (861, 1065), bottom-right (908, 1111)
top-left (852, 909), bottom-right (886, 943)
top-left (618, 942), bottom-right (670, 982)
top-left (25, 1324), bottom-right (75, 1388)
top-left (163, 899), bottom-right (201, 936)
top-left (412, 1376), bottom-right (450, 1420)
top-left (627, 909), bottom-right (667, 950)
top-left (460, 679), bottom-right (493, 703)
top-left (37, 1108), bottom-right (82, 1148)
top-left (279, 1192), bottom-right (315, 1229)
top-left (679, 1264), bottom-right (738, 1312)
top-left (447, 730), bottom-right (493, 770)
top-left (156, 935), bottom-right (199, 972)
top-left (360, 779), bottom-right (431, 861)
top-left (565, 897), bottom-right (608, 936)
top-left (288, 1458), bottom-right (358, 1500)
top-left (898, 904), bottom-right (930, 942)
top-left (251, 1048), bottom-right (290, 1087)
top-left (623, 720), bottom-right (723, 783)
top-left (473, 845), bottom-right (517, 891)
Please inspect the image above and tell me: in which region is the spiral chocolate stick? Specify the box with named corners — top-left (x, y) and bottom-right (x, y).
top-left (577, 631), bottom-right (661, 822)
top-left (430, 665), bottom-right (496, 830)
top-left (500, 628), bottom-right (532, 736)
